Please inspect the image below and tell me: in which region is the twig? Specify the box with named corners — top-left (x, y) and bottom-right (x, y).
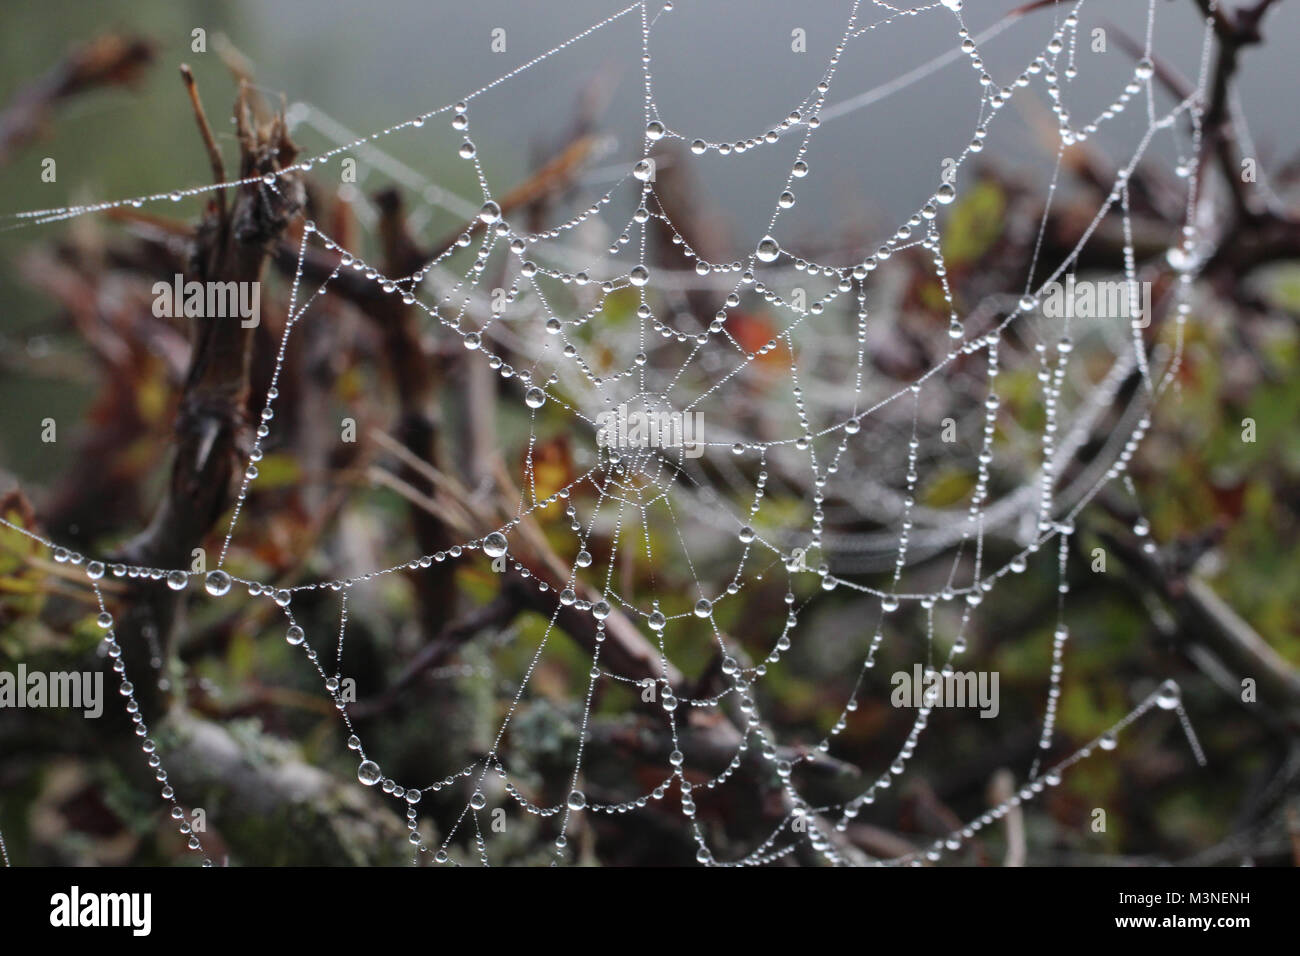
top-left (377, 190), bottom-right (459, 621)
top-left (179, 64), bottom-right (227, 224)
top-left (1099, 528), bottom-right (1300, 729)
top-left (0, 34), bottom-right (155, 164)
top-left (365, 464), bottom-right (473, 541)
top-left (1191, 0), bottom-right (1287, 224)
top-left (990, 768), bottom-right (1026, 867)
top-left (350, 589), bottom-right (524, 717)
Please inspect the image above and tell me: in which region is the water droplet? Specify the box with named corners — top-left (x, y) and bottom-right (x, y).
top-left (483, 532), bottom-right (508, 558)
top-left (629, 265), bottom-right (649, 286)
top-left (756, 236), bottom-right (780, 263)
top-left (690, 139), bottom-right (707, 155)
top-left (592, 600), bottom-right (611, 620)
top-left (566, 789), bottom-right (587, 811)
top-left (86, 561), bottom-right (105, 580)
top-left (96, 611), bottom-right (114, 629)
top-left (693, 598), bottom-right (712, 618)
top-left (166, 570), bottom-right (188, 591)
top-left (559, 588), bottom-right (577, 606)
top-left (941, 0), bottom-right (962, 10)
top-left (1155, 680), bottom-right (1180, 710)
top-left (459, 141), bottom-right (477, 160)
top-left (204, 570), bottom-right (232, 596)
top-left (357, 760), bottom-right (382, 786)
top-left (524, 386), bottom-right (546, 409)
top-left (286, 624), bottom-right (305, 646)
top-left (645, 120), bottom-right (665, 141)
top-left (575, 550), bottom-right (592, 568)
top-left (1098, 731), bottom-right (1118, 751)
top-left (738, 526), bottom-right (755, 543)
top-left (648, 610), bottom-right (666, 631)
top-left (633, 160), bottom-right (655, 182)
top-left (478, 200), bottom-right (501, 223)
top-left (936, 183), bottom-right (957, 204)
top-left (470, 790), bottom-right (487, 810)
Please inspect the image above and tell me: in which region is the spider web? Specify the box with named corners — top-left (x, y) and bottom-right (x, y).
top-left (2, 0), bottom-right (1222, 866)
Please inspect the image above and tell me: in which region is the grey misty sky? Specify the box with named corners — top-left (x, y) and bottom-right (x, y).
top-left (249, 0), bottom-right (1300, 246)
top-left (0, 0), bottom-right (1294, 255)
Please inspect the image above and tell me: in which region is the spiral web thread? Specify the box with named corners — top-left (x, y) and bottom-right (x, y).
top-left (1, 0), bottom-right (1222, 866)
